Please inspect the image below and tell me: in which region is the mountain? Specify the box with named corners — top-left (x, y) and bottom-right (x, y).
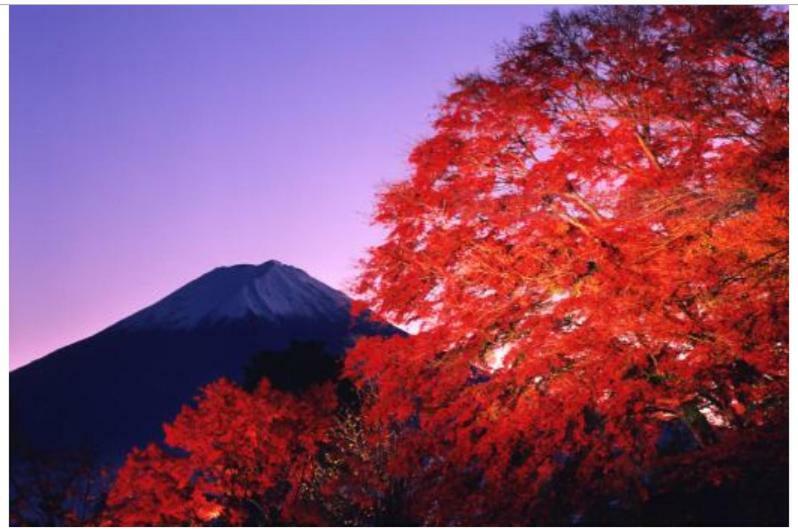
top-left (10, 260), bottom-right (395, 464)
top-left (119, 260), bottom-right (353, 331)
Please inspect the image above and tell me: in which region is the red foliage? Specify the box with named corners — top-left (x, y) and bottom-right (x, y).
top-left (102, 379), bottom-right (335, 525)
top-left (346, 5), bottom-right (787, 524)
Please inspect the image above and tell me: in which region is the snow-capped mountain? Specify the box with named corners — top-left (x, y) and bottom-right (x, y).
top-left (10, 260), bottom-right (394, 464)
top-left (121, 260), bottom-right (351, 330)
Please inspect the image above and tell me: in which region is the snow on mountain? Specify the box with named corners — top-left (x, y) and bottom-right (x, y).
top-left (120, 260), bottom-right (350, 330)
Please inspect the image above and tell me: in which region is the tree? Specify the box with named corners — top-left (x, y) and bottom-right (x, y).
top-left (10, 441), bottom-right (110, 526)
top-left (102, 379), bottom-right (336, 525)
top-left (101, 372), bottom-right (411, 526)
top-left (242, 340), bottom-right (341, 393)
top-left (346, 5), bottom-right (787, 524)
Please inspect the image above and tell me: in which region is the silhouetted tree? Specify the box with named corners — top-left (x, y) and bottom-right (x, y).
top-left (243, 340), bottom-right (341, 393)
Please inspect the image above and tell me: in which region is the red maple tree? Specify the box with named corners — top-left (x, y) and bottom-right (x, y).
top-left (102, 379), bottom-right (336, 525)
top-left (346, 4), bottom-right (787, 524)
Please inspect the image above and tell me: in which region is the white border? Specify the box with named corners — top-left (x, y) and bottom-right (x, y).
top-left (1, 2), bottom-right (793, 529)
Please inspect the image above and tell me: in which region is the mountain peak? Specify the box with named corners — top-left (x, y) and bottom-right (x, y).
top-left (120, 260), bottom-right (350, 331)
top-left (258, 258), bottom-right (284, 268)
top-left (211, 258), bottom-right (281, 275)
top-left (216, 259), bottom-right (281, 274)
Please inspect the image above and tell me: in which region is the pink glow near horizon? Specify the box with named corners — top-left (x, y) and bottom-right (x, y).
top-left (10, 5), bottom-right (553, 369)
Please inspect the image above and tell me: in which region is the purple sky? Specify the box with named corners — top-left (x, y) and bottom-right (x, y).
top-left (10, 5), bottom-right (553, 369)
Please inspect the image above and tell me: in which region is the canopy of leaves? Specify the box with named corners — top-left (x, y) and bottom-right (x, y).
top-left (346, 4), bottom-right (787, 524)
top-left (102, 379), bottom-right (336, 525)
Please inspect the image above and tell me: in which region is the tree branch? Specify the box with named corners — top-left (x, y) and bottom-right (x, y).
top-left (635, 131), bottom-right (663, 171)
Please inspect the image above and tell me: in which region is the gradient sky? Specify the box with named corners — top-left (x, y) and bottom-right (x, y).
top-left (10, 5), bottom-right (554, 369)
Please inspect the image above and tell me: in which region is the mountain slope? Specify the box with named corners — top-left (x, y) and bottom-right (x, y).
top-left (10, 260), bottom-right (393, 463)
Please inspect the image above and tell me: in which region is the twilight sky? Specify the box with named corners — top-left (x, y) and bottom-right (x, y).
top-left (10, 5), bottom-right (553, 369)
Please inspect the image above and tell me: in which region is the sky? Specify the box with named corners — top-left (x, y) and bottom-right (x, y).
top-left (10, 5), bottom-right (554, 369)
